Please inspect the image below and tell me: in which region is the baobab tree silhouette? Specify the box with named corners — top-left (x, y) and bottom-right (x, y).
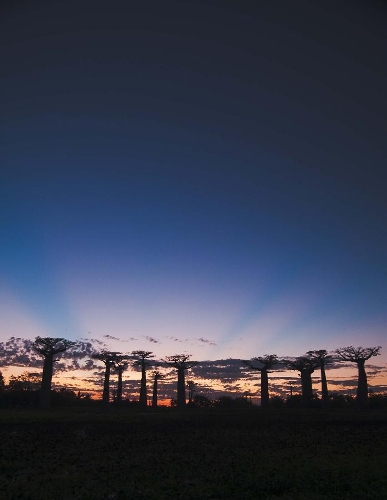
top-left (288, 356), bottom-right (320, 408)
top-left (307, 349), bottom-right (332, 408)
top-left (151, 370), bottom-right (163, 408)
top-left (113, 355), bottom-right (130, 404)
top-left (32, 336), bottom-right (75, 409)
top-left (164, 354), bottom-right (197, 407)
top-left (242, 354), bottom-right (278, 408)
top-left (132, 351), bottom-right (154, 408)
top-left (92, 351), bottom-right (121, 407)
top-left (335, 346), bottom-right (382, 409)
top-left (187, 380), bottom-right (197, 404)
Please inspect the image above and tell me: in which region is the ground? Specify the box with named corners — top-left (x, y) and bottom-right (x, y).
top-left (0, 408), bottom-right (386, 500)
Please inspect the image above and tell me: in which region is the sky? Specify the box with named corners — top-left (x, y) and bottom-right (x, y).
top-left (0, 0), bottom-right (386, 399)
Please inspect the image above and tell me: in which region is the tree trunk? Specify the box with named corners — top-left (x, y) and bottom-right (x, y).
top-left (116, 367), bottom-right (123, 403)
top-left (152, 378), bottom-right (158, 408)
top-left (139, 363), bottom-right (147, 407)
top-left (40, 354), bottom-right (54, 409)
top-left (177, 367), bottom-right (186, 407)
top-left (102, 363), bottom-right (111, 407)
top-left (320, 363), bottom-right (329, 407)
top-left (356, 360), bottom-right (368, 409)
top-left (260, 369), bottom-right (269, 408)
top-left (300, 369), bottom-right (313, 407)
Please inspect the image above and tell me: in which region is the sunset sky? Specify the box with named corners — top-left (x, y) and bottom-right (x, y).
top-left (1, 0), bottom-right (386, 399)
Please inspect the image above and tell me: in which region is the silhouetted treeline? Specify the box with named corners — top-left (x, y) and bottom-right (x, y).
top-left (0, 338), bottom-right (383, 410)
top-left (1, 382), bottom-right (386, 410)
top-left (0, 388), bottom-right (94, 409)
top-left (177, 393), bottom-right (387, 410)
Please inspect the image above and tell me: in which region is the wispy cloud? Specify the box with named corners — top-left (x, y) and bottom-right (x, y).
top-left (196, 337), bottom-right (217, 346)
top-left (81, 337), bottom-right (107, 347)
top-left (167, 336), bottom-right (185, 343)
top-left (144, 336), bottom-right (160, 344)
top-left (103, 334), bottom-right (120, 341)
top-left (102, 334), bottom-right (138, 342)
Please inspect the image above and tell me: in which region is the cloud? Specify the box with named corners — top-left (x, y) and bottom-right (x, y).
top-left (196, 337), bottom-right (217, 346)
top-left (328, 379), bottom-right (358, 387)
top-left (62, 340), bottom-right (98, 359)
top-left (81, 337), bottom-right (107, 347)
top-left (364, 364), bottom-right (387, 377)
top-left (144, 336), bottom-right (160, 344)
top-left (101, 334), bottom-right (138, 343)
top-left (191, 359), bottom-right (245, 383)
top-left (0, 337), bottom-right (40, 367)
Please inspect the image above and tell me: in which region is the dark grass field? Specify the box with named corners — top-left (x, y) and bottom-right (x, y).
top-left (0, 408), bottom-right (386, 500)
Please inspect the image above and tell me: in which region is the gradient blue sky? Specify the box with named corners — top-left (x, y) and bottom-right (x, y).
top-left (1, 0), bottom-right (386, 370)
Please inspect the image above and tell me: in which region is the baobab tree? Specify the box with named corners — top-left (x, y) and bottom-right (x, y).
top-left (335, 346), bottom-right (382, 409)
top-left (132, 350), bottom-right (154, 407)
top-left (32, 336), bottom-right (75, 409)
top-left (113, 356), bottom-right (130, 404)
top-left (164, 354), bottom-right (197, 407)
top-left (187, 380), bottom-right (197, 404)
top-left (307, 349), bottom-right (332, 407)
top-left (242, 354), bottom-right (278, 408)
top-left (288, 356), bottom-right (319, 408)
top-left (151, 370), bottom-right (163, 408)
top-left (92, 351), bottom-right (121, 407)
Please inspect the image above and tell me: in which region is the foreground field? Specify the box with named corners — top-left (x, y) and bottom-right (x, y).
top-left (0, 408), bottom-right (386, 500)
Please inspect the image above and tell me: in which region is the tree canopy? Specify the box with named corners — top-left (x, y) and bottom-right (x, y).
top-left (335, 346), bottom-right (382, 362)
top-left (32, 337), bottom-right (75, 358)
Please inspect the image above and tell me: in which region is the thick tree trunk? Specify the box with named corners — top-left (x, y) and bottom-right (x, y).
top-left (320, 363), bottom-right (329, 407)
top-left (40, 354), bottom-right (54, 409)
top-left (177, 367), bottom-right (186, 407)
top-left (152, 378), bottom-right (158, 407)
top-left (102, 364), bottom-right (111, 407)
top-left (139, 363), bottom-right (147, 407)
top-left (116, 367), bottom-right (123, 403)
top-left (300, 369), bottom-right (313, 407)
top-left (260, 369), bottom-right (269, 408)
top-left (356, 360), bottom-right (368, 409)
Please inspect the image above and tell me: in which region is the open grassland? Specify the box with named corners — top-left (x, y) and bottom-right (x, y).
top-left (0, 408), bottom-right (386, 500)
